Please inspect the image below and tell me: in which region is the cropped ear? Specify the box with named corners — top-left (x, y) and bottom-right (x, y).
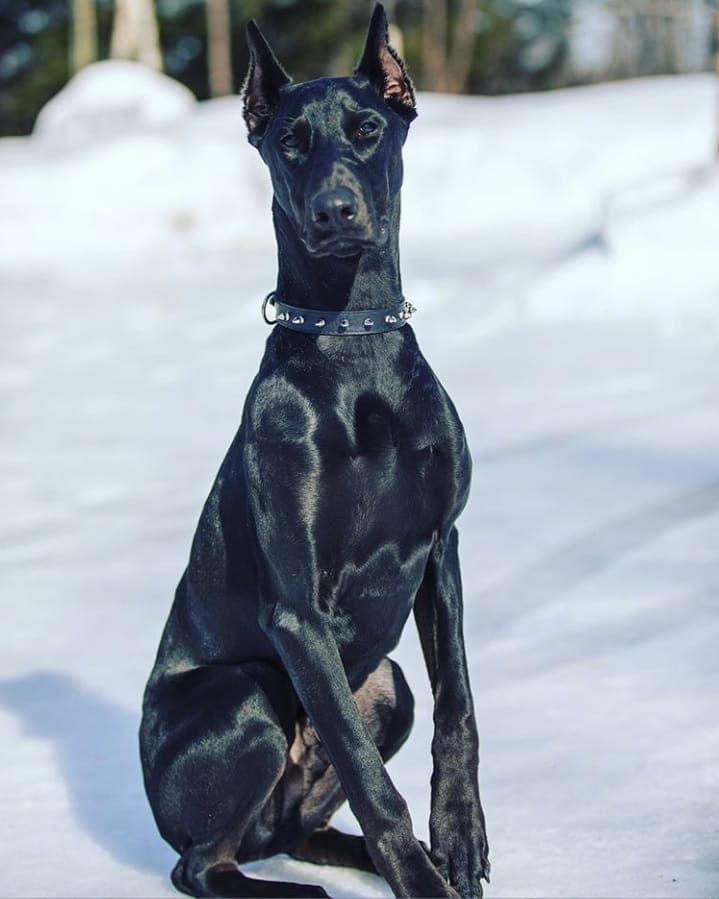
top-left (242, 20), bottom-right (292, 146)
top-left (355, 3), bottom-right (416, 122)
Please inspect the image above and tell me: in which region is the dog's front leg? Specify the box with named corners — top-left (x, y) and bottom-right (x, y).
top-left (259, 600), bottom-right (458, 899)
top-left (245, 422), bottom-right (457, 897)
top-left (414, 526), bottom-right (490, 899)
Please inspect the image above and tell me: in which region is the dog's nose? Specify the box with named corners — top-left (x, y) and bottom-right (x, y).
top-left (310, 188), bottom-right (358, 231)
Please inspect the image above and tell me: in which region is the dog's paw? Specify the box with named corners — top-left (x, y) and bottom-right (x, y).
top-left (433, 847), bottom-right (484, 898)
top-left (387, 837), bottom-right (460, 898)
top-left (431, 813), bottom-right (489, 898)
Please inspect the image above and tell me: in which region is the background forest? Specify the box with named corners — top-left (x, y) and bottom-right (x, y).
top-left (0, 0), bottom-right (716, 136)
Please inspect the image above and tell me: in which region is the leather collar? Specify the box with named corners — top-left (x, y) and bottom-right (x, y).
top-left (262, 292), bottom-right (416, 335)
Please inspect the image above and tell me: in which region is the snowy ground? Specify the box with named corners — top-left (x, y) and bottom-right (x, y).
top-left (1, 65), bottom-right (718, 897)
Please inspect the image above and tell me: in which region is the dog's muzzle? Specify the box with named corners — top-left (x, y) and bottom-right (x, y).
top-left (304, 186), bottom-right (383, 256)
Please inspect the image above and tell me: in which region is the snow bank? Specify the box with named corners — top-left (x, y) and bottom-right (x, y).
top-left (34, 60), bottom-right (197, 142)
top-left (0, 72), bottom-right (718, 899)
top-left (1, 68), bottom-right (715, 330)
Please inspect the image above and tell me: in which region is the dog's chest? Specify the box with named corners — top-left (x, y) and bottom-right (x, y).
top-left (247, 339), bottom-right (470, 665)
top-left (254, 344), bottom-right (472, 535)
top-left (324, 374), bottom-right (468, 514)
top-left (305, 373), bottom-right (469, 664)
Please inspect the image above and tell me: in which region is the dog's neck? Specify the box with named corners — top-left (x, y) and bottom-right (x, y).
top-left (272, 200), bottom-right (404, 313)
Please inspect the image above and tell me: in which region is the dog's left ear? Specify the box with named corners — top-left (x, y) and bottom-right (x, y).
top-left (355, 3), bottom-right (417, 122)
top-left (243, 20), bottom-right (292, 146)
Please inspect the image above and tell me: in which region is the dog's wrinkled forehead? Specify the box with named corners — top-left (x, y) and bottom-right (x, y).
top-left (276, 78), bottom-right (395, 129)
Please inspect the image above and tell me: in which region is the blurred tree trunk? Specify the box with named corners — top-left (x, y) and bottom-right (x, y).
top-left (383, 1), bottom-right (405, 62)
top-left (422, 0), bottom-right (481, 93)
top-left (111, 0), bottom-right (163, 71)
top-left (422, 0), bottom-right (447, 88)
top-left (447, 0), bottom-right (481, 91)
top-left (715, 5), bottom-right (719, 158)
top-left (70, 0), bottom-right (98, 73)
top-left (206, 0), bottom-right (233, 97)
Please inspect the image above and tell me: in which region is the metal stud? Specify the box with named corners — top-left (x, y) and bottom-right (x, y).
top-left (385, 315), bottom-right (398, 324)
top-left (315, 319), bottom-right (326, 328)
top-left (291, 315), bottom-right (305, 325)
top-left (339, 318), bottom-right (349, 329)
top-left (364, 318), bottom-right (374, 328)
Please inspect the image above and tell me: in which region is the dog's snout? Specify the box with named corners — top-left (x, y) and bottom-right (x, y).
top-left (304, 183), bottom-right (376, 255)
top-left (311, 188), bottom-right (359, 230)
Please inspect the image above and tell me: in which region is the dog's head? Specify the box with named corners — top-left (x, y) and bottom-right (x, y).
top-left (242, 3), bottom-right (416, 258)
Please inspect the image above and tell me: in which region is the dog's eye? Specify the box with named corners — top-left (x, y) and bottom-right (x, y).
top-left (280, 133), bottom-right (301, 150)
top-left (356, 120), bottom-right (379, 139)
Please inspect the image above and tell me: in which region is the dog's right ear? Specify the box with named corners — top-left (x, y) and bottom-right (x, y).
top-left (243, 20), bottom-right (291, 147)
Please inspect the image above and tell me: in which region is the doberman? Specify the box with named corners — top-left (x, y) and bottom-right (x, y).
top-left (140, 5), bottom-right (489, 897)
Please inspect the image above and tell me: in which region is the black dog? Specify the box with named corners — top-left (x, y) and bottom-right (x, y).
top-left (140, 6), bottom-right (489, 897)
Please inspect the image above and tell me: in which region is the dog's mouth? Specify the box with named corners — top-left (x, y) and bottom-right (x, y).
top-left (302, 223), bottom-right (389, 258)
top-left (304, 234), bottom-right (377, 258)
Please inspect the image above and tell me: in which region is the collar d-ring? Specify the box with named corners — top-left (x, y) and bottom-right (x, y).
top-left (261, 291), bottom-right (277, 325)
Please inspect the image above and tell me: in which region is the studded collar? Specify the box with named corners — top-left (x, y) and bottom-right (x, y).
top-left (262, 292), bottom-right (416, 335)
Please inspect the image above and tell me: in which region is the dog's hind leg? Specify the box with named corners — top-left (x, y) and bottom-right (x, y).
top-left (284, 658), bottom-right (414, 874)
top-left (171, 852), bottom-right (329, 899)
top-left (141, 662), bottom-right (329, 898)
top-left (290, 828), bottom-right (376, 874)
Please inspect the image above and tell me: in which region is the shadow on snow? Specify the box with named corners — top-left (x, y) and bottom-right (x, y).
top-left (0, 671), bottom-right (171, 878)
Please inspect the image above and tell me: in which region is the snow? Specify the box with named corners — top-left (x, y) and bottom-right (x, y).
top-left (34, 60), bottom-right (197, 141)
top-left (0, 64), bottom-right (717, 898)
